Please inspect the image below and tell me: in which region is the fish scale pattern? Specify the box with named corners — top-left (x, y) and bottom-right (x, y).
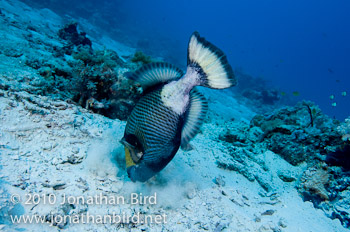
top-left (125, 88), bottom-right (182, 163)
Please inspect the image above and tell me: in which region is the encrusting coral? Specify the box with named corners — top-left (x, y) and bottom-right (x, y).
top-left (56, 22), bottom-right (143, 120)
top-left (58, 22), bottom-right (92, 48)
top-left (217, 100), bottom-right (350, 228)
top-left (298, 167), bottom-right (330, 201)
top-left (131, 51), bottom-right (153, 64)
top-left (337, 117), bottom-right (350, 142)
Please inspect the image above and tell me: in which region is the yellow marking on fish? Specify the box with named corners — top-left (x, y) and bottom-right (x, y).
top-left (125, 147), bottom-right (135, 168)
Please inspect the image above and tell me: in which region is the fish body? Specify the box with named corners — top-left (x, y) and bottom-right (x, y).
top-left (121, 32), bottom-right (236, 182)
top-left (122, 88), bottom-right (184, 181)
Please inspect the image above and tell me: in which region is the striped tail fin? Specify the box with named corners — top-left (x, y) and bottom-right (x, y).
top-left (187, 32), bottom-right (236, 89)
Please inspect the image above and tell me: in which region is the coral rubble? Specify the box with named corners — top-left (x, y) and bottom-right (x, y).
top-left (218, 100), bottom-right (350, 228)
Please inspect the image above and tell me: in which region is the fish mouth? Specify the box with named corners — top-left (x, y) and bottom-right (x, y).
top-left (120, 138), bottom-right (143, 167)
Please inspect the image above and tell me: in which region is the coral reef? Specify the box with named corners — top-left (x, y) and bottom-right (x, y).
top-left (337, 117), bottom-right (350, 142)
top-left (298, 167), bottom-right (330, 201)
top-left (58, 22), bottom-right (92, 48)
top-left (251, 101), bottom-right (342, 166)
top-left (69, 47), bottom-right (142, 119)
top-left (217, 100), bottom-right (350, 228)
top-left (131, 51), bottom-right (152, 64)
top-left (220, 101), bottom-right (342, 167)
top-left (326, 145), bottom-right (350, 171)
top-left (56, 22), bottom-right (143, 119)
top-left (235, 70), bottom-right (282, 107)
top-left (2, 19), bottom-right (142, 120)
top-left (299, 165), bottom-right (350, 228)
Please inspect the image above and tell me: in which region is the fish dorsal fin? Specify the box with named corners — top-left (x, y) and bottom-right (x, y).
top-left (128, 62), bottom-right (184, 89)
top-left (181, 89), bottom-right (208, 148)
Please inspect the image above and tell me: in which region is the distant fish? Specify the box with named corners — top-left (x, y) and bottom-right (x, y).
top-left (341, 91), bottom-right (347, 97)
top-left (336, 80), bottom-right (340, 83)
top-left (331, 102), bottom-right (337, 107)
top-left (292, 91), bottom-right (300, 96)
top-left (280, 91), bottom-right (286, 96)
top-left (329, 95), bottom-right (335, 100)
top-left (121, 32), bottom-right (236, 182)
top-left (328, 68), bottom-right (334, 74)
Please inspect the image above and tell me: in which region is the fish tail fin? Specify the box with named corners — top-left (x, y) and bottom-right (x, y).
top-left (187, 32), bottom-right (236, 89)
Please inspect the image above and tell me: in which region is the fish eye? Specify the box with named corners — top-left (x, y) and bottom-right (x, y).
top-left (136, 152), bottom-right (143, 159)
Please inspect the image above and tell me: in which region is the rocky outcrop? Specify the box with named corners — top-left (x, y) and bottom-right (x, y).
top-left (218, 101), bottom-right (350, 228)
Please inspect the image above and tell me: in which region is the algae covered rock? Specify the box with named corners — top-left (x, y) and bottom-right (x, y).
top-left (58, 22), bottom-right (92, 47)
top-left (337, 117), bottom-right (350, 142)
top-left (219, 101), bottom-right (343, 166)
top-left (251, 101), bottom-right (343, 166)
top-left (55, 22), bottom-right (142, 120)
top-left (216, 100), bottom-right (350, 229)
top-left (131, 51), bottom-right (153, 64)
top-left (297, 165), bottom-right (350, 228)
top-left (298, 167), bottom-right (330, 201)
top-left (71, 60), bottom-right (142, 120)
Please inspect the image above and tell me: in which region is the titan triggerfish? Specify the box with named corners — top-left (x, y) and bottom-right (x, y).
top-left (121, 32), bottom-right (236, 182)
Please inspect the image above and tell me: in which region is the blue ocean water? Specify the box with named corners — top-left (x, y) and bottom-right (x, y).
top-left (115, 0), bottom-right (350, 120)
top-left (23, 0), bottom-right (350, 119)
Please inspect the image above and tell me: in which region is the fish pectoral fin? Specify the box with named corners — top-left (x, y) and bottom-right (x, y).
top-left (181, 142), bottom-right (194, 151)
top-left (181, 89), bottom-right (208, 148)
top-left (127, 62), bottom-right (183, 90)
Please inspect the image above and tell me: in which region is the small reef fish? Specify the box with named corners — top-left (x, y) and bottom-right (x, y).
top-left (292, 91), bottom-right (300, 96)
top-left (341, 91), bottom-right (347, 97)
top-left (121, 32), bottom-right (236, 182)
top-left (329, 95), bottom-right (335, 100)
top-left (331, 102), bottom-right (337, 107)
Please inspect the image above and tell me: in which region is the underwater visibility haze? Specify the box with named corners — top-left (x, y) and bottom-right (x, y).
top-left (20, 0), bottom-right (350, 119)
top-left (120, 0), bottom-right (350, 120)
top-left (1, 0), bottom-right (350, 231)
